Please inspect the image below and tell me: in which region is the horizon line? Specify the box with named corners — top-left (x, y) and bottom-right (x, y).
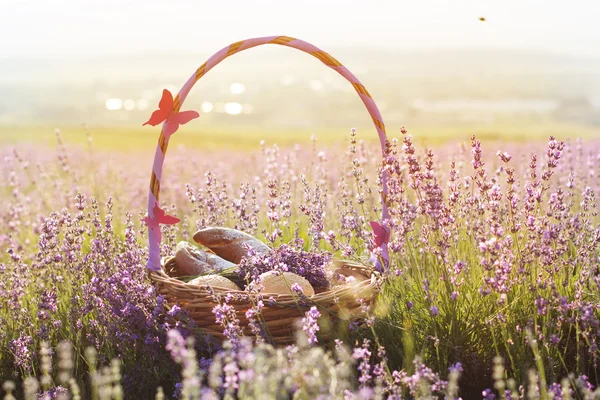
top-left (3, 45), bottom-right (600, 62)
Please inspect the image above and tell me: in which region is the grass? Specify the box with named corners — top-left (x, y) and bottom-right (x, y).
top-left (0, 125), bottom-right (599, 398)
top-left (1, 120), bottom-right (599, 152)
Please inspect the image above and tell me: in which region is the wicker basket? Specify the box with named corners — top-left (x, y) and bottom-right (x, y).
top-left (144, 36), bottom-right (392, 345)
top-left (154, 257), bottom-right (380, 344)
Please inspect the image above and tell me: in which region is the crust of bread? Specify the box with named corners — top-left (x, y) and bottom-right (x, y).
top-left (193, 227), bottom-right (270, 263)
top-left (188, 274), bottom-right (240, 291)
top-left (259, 271), bottom-right (315, 296)
top-left (173, 241), bottom-right (236, 276)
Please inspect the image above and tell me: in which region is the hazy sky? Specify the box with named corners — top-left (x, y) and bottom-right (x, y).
top-left (2, 0), bottom-right (600, 58)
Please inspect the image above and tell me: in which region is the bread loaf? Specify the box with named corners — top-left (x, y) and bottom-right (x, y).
top-left (173, 241), bottom-right (236, 276)
top-left (193, 227), bottom-right (270, 264)
top-left (259, 271), bottom-right (315, 296)
top-left (188, 274), bottom-right (240, 291)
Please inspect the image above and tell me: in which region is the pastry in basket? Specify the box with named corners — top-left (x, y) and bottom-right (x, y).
top-left (166, 227), bottom-right (367, 296)
top-left (193, 227), bottom-right (270, 263)
top-left (187, 274), bottom-right (240, 291)
top-left (172, 241), bottom-right (236, 276)
top-left (157, 228), bottom-right (377, 343)
top-left (258, 271), bottom-right (315, 296)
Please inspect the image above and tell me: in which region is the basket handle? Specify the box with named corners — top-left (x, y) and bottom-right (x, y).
top-left (145, 36), bottom-right (391, 272)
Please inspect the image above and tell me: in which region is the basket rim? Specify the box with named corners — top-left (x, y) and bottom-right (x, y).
top-left (149, 257), bottom-right (381, 304)
top-left (150, 256), bottom-right (381, 344)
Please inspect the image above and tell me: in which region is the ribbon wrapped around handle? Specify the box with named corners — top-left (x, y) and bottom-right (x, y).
top-left (144, 36), bottom-right (392, 272)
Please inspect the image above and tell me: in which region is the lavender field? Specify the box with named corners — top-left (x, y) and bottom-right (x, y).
top-left (1, 128), bottom-right (599, 399)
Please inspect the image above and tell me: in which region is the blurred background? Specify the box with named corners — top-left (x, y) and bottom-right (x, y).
top-left (2, 0), bottom-right (600, 147)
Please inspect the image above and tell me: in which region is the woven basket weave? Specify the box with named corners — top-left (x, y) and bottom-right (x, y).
top-left (144, 36), bottom-right (391, 345)
top-left (154, 257), bottom-right (379, 344)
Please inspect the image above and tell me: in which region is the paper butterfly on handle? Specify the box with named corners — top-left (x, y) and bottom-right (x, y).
top-left (142, 89), bottom-right (199, 138)
top-left (143, 203), bottom-right (181, 243)
top-left (369, 220), bottom-right (390, 272)
top-left (370, 221), bottom-right (390, 248)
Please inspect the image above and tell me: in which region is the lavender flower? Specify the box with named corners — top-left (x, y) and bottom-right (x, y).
top-left (237, 244), bottom-right (331, 289)
top-left (10, 334), bottom-right (33, 374)
top-left (1, 127), bottom-right (600, 398)
top-left (301, 306), bottom-right (321, 345)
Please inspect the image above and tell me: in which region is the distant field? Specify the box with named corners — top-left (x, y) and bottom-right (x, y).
top-left (0, 121), bottom-right (598, 151)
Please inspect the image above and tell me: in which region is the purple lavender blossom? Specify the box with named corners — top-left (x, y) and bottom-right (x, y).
top-left (2, 127), bottom-right (600, 398)
top-left (301, 306), bottom-right (321, 345)
top-left (10, 334), bottom-right (33, 374)
top-left (237, 244), bottom-right (331, 289)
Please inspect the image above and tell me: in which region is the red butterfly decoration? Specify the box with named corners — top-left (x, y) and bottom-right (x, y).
top-left (142, 89), bottom-right (199, 137)
top-left (143, 203), bottom-right (180, 232)
top-left (369, 221), bottom-right (390, 248)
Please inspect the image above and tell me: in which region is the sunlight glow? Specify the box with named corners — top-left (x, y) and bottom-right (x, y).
top-left (230, 83), bottom-right (246, 95)
top-left (105, 98), bottom-right (122, 111)
top-left (224, 102), bottom-right (243, 115)
top-left (123, 99), bottom-right (135, 111)
top-left (3, 0), bottom-right (600, 57)
top-left (136, 98), bottom-right (149, 111)
top-left (201, 101), bottom-right (214, 113)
